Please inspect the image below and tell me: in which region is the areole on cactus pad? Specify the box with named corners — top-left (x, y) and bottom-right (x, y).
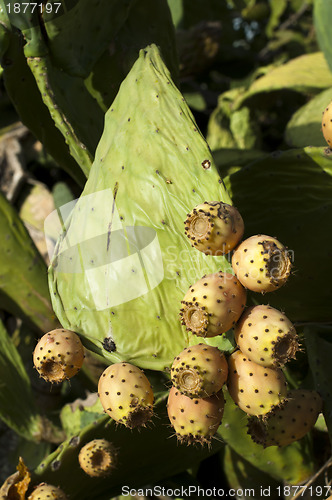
top-left (48, 44), bottom-right (236, 370)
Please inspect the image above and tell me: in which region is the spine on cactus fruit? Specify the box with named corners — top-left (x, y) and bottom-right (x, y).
top-left (179, 271), bottom-right (246, 337)
top-left (184, 201), bottom-right (244, 255)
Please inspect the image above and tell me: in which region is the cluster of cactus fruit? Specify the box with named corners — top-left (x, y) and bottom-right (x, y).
top-left (29, 199), bottom-right (323, 494)
top-left (169, 200), bottom-right (323, 447)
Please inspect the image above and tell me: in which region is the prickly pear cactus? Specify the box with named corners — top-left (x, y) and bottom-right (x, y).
top-left (49, 44), bottom-right (233, 370)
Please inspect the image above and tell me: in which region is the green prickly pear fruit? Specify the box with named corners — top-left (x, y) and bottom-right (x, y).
top-left (184, 201), bottom-right (244, 256)
top-left (234, 305), bottom-right (299, 367)
top-left (78, 439), bottom-right (117, 477)
top-left (232, 235), bottom-right (292, 293)
top-left (33, 329), bottom-right (84, 383)
top-left (28, 482), bottom-right (67, 500)
top-left (98, 362), bottom-right (154, 428)
top-left (322, 101), bottom-right (332, 147)
top-left (227, 350), bottom-right (287, 416)
top-left (171, 343), bottom-right (228, 398)
top-left (167, 386), bottom-right (224, 445)
top-left (180, 272), bottom-right (247, 337)
top-left (247, 389), bottom-right (323, 447)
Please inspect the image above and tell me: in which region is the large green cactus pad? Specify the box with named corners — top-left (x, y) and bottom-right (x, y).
top-left (49, 44), bottom-right (233, 370)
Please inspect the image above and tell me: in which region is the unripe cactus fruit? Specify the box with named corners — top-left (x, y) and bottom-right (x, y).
top-left (98, 362), bottom-right (154, 428)
top-left (28, 482), bottom-right (67, 500)
top-left (232, 235), bottom-right (291, 293)
top-left (180, 272), bottom-right (246, 337)
top-left (33, 329), bottom-right (84, 383)
top-left (184, 201), bottom-right (244, 255)
top-left (227, 350), bottom-right (287, 416)
top-left (322, 101), bottom-right (332, 147)
top-left (234, 305), bottom-right (299, 367)
top-left (247, 389), bottom-right (322, 447)
top-left (171, 343), bottom-right (228, 398)
top-left (78, 439), bottom-right (116, 477)
top-left (167, 386), bottom-right (224, 445)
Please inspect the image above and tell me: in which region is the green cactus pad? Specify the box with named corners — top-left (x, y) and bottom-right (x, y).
top-left (49, 44), bottom-right (233, 370)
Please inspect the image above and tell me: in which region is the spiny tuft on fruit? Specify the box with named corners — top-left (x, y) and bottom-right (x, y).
top-left (171, 343), bottom-right (228, 398)
top-left (98, 362), bottom-right (154, 428)
top-left (184, 201), bottom-right (244, 255)
top-left (179, 271), bottom-right (246, 337)
top-left (322, 101), bottom-right (332, 147)
top-left (247, 389), bottom-right (323, 447)
top-left (33, 329), bottom-right (84, 383)
top-left (227, 350), bottom-right (287, 416)
top-left (234, 305), bottom-right (299, 367)
top-left (78, 439), bottom-right (117, 477)
top-left (232, 234), bottom-right (291, 293)
top-left (28, 482), bottom-right (67, 500)
top-left (167, 386), bottom-right (224, 446)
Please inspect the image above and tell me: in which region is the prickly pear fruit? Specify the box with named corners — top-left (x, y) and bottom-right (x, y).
top-left (171, 343), bottom-right (228, 398)
top-left (232, 235), bottom-right (291, 293)
top-left (167, 386), bottom-right (224, 445)
top-left (28, 482), bottom-right (67, 500)
top-left (322, 101), bottom-right (332, 147)
top-left (98, 362), bottom-right (154, 428)
top-left (78, 439), bottom-right (117, 477)
top-left (248, 389), bottom-right (323, 447)
top-left (33, 329), bottom-right (84, 383)
top-left (184, 201), bottom-right (244, 256)
top-left (227, 350), bottom-right (287, 416)
top-left (234, 305), bottom-right (299, 367)
top-left (180, 272), bottom-right (246, 337)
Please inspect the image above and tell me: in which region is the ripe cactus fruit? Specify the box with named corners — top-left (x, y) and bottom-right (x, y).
top-left (167, 386), bottom-right (224, 445)
top-left (171, 343), bottom-right (228, 398)
top-left (232, 235), bottom-right (291, 293)
top-left (322, 101), bottom-right (332, 147)
top-left (28, 482), bottom-right (67, 499)
top-left (247, 389), bottom-right (323, 447)
top-left (184, 201), bottom-right (244, 256)
top-left (227, 350), bottom-right (287, 416)
top-left (78, 439), bottom-right (116, 477)
top-left (98, 362), bottom-right (154, 428)
top-left (33, 329), bottom-right (84, 383)
top-left (234, 305), bottom-right (299, 367)
top-left (180, 272), bottom-right (246, 337)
